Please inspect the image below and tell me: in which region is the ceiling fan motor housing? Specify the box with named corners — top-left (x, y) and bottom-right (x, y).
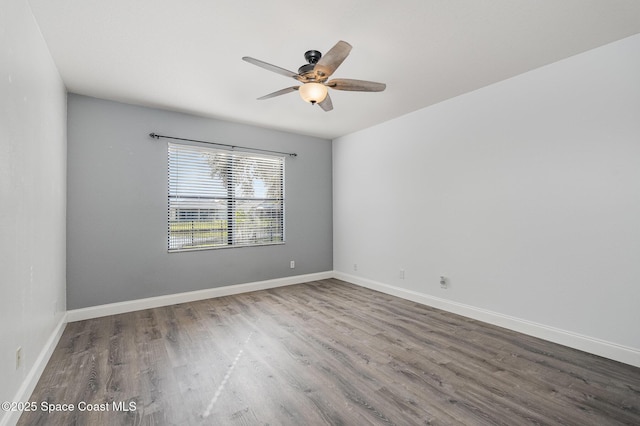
top-left (298, 50), bottom-right (322, 76)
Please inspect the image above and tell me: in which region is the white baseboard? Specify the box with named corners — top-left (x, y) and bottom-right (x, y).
top-left (334, 271), bottom-right (640, 368)
top-left (67, 271), bottom-right (334, 322)
top-left (1, 313), bottom-right (68, 426)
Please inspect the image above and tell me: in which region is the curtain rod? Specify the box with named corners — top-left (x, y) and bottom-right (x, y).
top-left (149, 133), bottom-right (297, 157)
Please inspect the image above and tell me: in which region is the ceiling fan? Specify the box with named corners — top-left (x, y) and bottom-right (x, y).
top-left (242, 41), bottom-right (386, 112)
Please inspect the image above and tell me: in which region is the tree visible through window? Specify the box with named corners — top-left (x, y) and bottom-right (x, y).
top-left (168, 143), bottom-right (284, 251)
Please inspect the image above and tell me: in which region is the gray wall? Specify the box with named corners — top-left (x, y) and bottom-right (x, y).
top-left (67, 94), bottom-right (332, 309)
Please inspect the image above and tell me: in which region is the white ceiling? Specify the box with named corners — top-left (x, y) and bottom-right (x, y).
top-left (28, 0), bottom-right (640, 139)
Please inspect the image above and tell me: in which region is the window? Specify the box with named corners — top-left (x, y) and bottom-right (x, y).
top-left (168, 143), bottom-right (284, 251)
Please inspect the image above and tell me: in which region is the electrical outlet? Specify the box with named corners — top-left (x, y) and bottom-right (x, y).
top-left (353, 264), bottom-right (358, 271)
top-left (16, 347), bottom-right (22, 370)
top-left (290, 260), bottom-right (295, 269)
top-left (399, 269), bottom-right (405, 279)
top-left (440, 275), bottom-right (447, 289)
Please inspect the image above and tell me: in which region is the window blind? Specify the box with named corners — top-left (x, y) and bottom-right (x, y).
top-left (168, 143), bottom-right (284, 251)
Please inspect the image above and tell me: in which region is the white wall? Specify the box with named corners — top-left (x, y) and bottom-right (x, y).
top-left (333, 34), bottom-right (640, 364)
top-left (0, 0), bottom-right (67, 422)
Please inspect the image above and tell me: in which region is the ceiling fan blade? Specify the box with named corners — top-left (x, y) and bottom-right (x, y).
top-left (318, 93), bottom-right (333, 112)
top-left (242, 57), bottom-right (301, 80)
top-left (314, 41), bottom-right (352, 79)
top-left (327, 78), bottom-right (386, 92)
top-left (257, 86), bottom-right (299, 100)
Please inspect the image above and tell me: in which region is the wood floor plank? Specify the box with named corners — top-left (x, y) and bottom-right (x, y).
top-left (18, 279), bottom-right (640, 425)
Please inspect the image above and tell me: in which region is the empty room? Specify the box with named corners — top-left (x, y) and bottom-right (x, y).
top-left (2, 0), bottom-right (640, 425)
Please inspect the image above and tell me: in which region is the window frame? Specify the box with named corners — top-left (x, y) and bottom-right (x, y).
top-left (167, 142), bottom-right (285, 252)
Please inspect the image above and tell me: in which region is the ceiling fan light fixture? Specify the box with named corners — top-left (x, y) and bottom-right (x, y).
top-left (299, 82), bottom-right (328, 104)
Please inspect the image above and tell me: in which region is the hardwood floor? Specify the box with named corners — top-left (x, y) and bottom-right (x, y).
top-left (19, 279), bottom-right (640, 425)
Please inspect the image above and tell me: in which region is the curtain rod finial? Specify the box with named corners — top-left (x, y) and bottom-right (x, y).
top-left (149, 132), bottom-right (159, 139)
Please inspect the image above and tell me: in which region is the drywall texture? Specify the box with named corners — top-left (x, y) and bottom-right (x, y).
top-left (67, 95), bottom-right (332, 309)
top-left (0, 0), bottom-right (67, 413)
top-left (333, 34), bottom-right (640, 350)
